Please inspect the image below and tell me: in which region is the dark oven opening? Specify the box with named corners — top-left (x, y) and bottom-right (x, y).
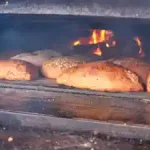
top-left (1, 15), bottom-right (149, 59)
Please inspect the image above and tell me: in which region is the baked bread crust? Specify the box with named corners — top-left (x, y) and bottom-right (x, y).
top-left (0, 60), bottom-right (39, 80)
top-left (109, 57), bottom-right (150, 85)
top-left (147, 71), bottom-right (150, 92)
top-left (41, 56), bottom-right (90, 79)
top-left (57, 61), bottom-right (144, 92)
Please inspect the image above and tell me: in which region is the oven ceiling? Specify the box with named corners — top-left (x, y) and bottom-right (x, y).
top-left (0, 0), bottom-right (150, 19)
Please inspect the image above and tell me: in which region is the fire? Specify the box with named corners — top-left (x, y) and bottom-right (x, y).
top-left (73, 29), bottom-right (145, 57)
top-left (93, 47), bottom-right (102, 56)
top-left (134, 36), bottom-right (145, 57)
top-left (74, 40), bottom-right (80, 46)
top-left (73, 29), bottom-right (113, 46)
top-left (73, 29), bottom-right (115, 56)
top-left (89, 30), bottom-right (113, 45)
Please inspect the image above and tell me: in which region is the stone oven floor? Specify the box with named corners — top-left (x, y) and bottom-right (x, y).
top-left (0, 78), bottom-right (150, 149)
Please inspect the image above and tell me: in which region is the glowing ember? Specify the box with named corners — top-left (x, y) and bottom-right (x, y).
top-left (8, 136), bottom-right (13, 142)
top-left (93, 47), bottom-right (102, 56)
top-left (74, 40), bottom-right (80, 46)
top-left (106, 43), bottom-right (109, 47)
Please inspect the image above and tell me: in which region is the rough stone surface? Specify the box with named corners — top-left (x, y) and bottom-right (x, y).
top-left (0, 0), bottom-right (150, 19)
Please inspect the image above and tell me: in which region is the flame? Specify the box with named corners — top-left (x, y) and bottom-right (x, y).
top-left (74, 40), bottom-right (80, 46)
top-left (73, 29), bottom-right (144, 57)
top-left (73, 29), bottom-right (114, 46)
top-left (134, 36), bottom-right (145, 57)
top-left (73, 29), bottom-right (115, 56)
top-left (93, 47), bottom-right (102, 56)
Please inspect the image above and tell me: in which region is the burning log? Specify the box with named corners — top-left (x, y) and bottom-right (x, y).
top-left (71, 42), bottom-right (118, 59)
top-left (72, 38), bottom-right (141, 59)
top-left (71, 28), bottom-right (145, 59)
top-left (72, 29), bottom-right (114, 46)
top-left (71, 43), bottom-right (98, 54)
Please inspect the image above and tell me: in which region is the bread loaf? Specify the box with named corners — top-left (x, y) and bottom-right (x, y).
top-left (0, 60), bottom-right (39, 80)
top-left (109, 57), bottom-right (150, 85)
top-left (57, 61), bottom-right (143, 92)
top-left (11, 49), bottom-right (62, 66)
top-left (147, 71), bottom-right (150, 92)
top-left (41, 55), bottom-right (92, 79)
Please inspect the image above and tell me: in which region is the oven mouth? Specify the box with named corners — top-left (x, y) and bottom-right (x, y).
top-left (0, 14), bottom-right (150, 136)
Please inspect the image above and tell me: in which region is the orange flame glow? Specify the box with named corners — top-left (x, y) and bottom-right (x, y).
top-left (134, 36), bottom-right (145, 57)
top-left (73, 29), bottom-right (144, 57)
top-left (73, 29), bottom-right (115, 56)
top-left (74, 40), bottom-right (80, 46)
top-left (93, 47), bottom-right (102, 56)
top-left (73, 29), bottom-right (113, 46)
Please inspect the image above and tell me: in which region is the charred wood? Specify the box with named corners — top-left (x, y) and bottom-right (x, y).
top-left (72, 39), bottom-right (140, 59)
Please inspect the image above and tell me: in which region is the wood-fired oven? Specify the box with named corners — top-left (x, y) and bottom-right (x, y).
top-left (1, 0), bottom-right (150, 147)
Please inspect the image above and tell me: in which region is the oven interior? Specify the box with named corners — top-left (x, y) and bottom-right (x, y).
top-left (1, 15), bottom-right (150, 59)
top-left (0, 15), bottom-right (150, 90)
top-left (0, 14), bottom-right (150, 139)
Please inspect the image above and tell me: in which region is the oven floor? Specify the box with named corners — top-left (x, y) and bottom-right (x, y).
top-left (0, 78), bottom-right (149, 127)
top-left (0, 126), bottom-right (149, 150)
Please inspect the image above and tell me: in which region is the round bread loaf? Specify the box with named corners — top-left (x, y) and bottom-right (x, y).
top-left (56, 61), bottom-right (144, 92)
top-left (0, 60), bottom-right (39, 80)
top-left (41, 56), bottom-right (92, 79)
top-left (11, 49), bottom-right (62, 67)
top-left (109, 57), bottom-right (150, 85)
